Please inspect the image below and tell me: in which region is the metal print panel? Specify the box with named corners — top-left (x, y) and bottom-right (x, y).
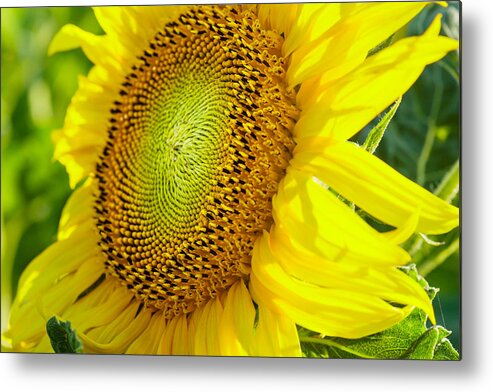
top-left (1, 1), bottom-right (460, 358)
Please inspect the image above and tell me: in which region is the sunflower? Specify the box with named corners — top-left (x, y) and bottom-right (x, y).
top-left (2, 2), bottom-right (459, 356)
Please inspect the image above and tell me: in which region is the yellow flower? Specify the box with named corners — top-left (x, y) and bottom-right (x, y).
top-left (3, 3), bottom-right (458, 356)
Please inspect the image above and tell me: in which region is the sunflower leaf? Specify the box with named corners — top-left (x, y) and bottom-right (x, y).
top-left (46, 316), bottom-right (83, 353)
top-left (299, 266), bottom-right (459, 360)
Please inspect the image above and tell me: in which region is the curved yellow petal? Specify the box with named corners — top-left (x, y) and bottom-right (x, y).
top-left (381, 210), bottom-right (420, 245)
top-left (52, 74), bottom-right (116, 188)
top-left (93, 6), bottom-right (190, 56)
top-left (250, 301), bottom-right (301, 357)
top-left (13, 229), bottom-right (102, 308)
top-left (48, 23), bottom-right (97, 55)
top-left (158, 315), bottom-right (178, 355)
top-left (269, 226), bottom-right (434, 322)
top-left (87, 299), bottom-right (140, 341)
top-left (220, 280), bottom-right (255, 356)
top-left (257, 3), bottom-right (299, 36)
top-left (292, 140), bottom-right (459, 234)
top-left (288, 2), bottom-right (432, 87)
top-left (51, 75), bottom-right (117, 188)
top-left (268, 170), bottom-right (434, 321)
top-left (126, 313), bottom-right (166, 354)
top-left (187, 300), bottom-right (205, 354)
top-left (49, 24), bottom-right (125, 74)
top-left (170, 315), bottom-right (190, 355)
top-left (79, 301), bottom-right (152, 354)
top-left (63, 284), bottom-right (132, 332)
top-left (282, 3), bottom-right (341, 57)
top-left (250, 232), bottom-right (414, 339)
top-left (158, 314), bottom-right (190, 355)
top-left (294, 15), bottom-right (458, 140)
top-left (32, 335), bottom-right (53, 353)
top-left (124, 5), bottom-right (190, 38)
top-left (58, 179), bottom-right (95, 240)
top-left (272, 168), bottom-right (410, 266)
top-left (193, 297), bottom-right (223, 356)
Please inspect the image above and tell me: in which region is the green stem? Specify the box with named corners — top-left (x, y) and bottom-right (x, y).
top-left (419, 238), bottom-right (460, 277)
top-left (416, 66), bottom-right (443, 186)
top-left (299, 336), bottom-right (376, 359)
top-left (407, 159), bottom-right (459, 257)
top-left (433, 159), bottom-right (460, 203)
top-left (438, 60), bottom-right (460, 85)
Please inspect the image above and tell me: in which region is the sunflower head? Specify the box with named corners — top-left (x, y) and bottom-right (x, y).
top-left (3, 2), bottom-right (459, 356)
top-left (94, 6), bottom-right (301, 317)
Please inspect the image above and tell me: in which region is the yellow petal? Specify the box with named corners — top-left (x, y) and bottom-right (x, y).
top-left (268, 171), bottom-right (435, 322)
top-left (125, 6), bottom-right (190, 38)
top-left (288, 2), bottom-right (431, 87)
top-left (37, 261), bottom-right (103, 319)
top-left (187, 301), bottom-right (205, 354)
top-left (51, 145), bottom-right (100, 188)
top-left (193, 298), bottom-right (223, 356)
top-left (79, 301), bottom-right (152, 354)
top-left (58, 179), bottom-right (95, 240)
top-left (87, 299), bottom-right (140, 341)
top-left (294, 15), bottom-right (459, 140)
top-left (250, 302), bottom-right (301, 357)
top-left (171, 315), bottom-right (190, 355)
top-left (250, 233), bottom-right (415, 338)
top-left (269, 225), bottom-right (434, 323)
top-left (220, 281), bottom-right (255, 356)
top-left (205, 298), bottom-right (223, 356)
top-left (156, 314), bottom-right (190, 355)
top-left (49, 24), bottom-right (124, 73)
top-left (125, 313), bottom-right (166, 354)
top-left (93, 6), bottom-right (189, 56)
top-left (257, 3), bottom-right (299, 36)
top-left (272, 169), bottom-right (410, 266)
top-left (48, 24), bottom-right (96, 55)
top-left (52, 74), bottom-right (115, 188)
top-left (32, 335), bottom-right (53, 353)
top-left (282, 3), bottom-right (341, 56)
top-left (292, 140), bottom-right (459, 234)
top-left (381, 210), bottom-right (420, 245)
top-left (63, 284), bottom-right (132, 332)
top-left (12, 228), bottom-right (102, 308)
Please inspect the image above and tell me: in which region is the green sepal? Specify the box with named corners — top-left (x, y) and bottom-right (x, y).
top-left (367, 34), bottom-right (395, 57)
top-left (363, 97), bottom-right (402, 154)
top-left (299, 265), bottom-right (459, 360)
top-left (46, 316), bottom-right (83, 354)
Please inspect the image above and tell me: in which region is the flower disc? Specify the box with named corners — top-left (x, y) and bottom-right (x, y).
top-left (95, 6), bottom-right (299, 317)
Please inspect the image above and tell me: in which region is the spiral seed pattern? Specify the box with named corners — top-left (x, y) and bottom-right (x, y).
top-left (94, 5), bottom-right (299, 318)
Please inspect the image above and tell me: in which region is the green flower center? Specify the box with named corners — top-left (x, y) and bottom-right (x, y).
top-left (95, 5), bottom-right (299, 318)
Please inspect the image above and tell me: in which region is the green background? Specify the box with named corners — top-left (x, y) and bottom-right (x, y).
top-left (0, 4), bottom-right (460, 350)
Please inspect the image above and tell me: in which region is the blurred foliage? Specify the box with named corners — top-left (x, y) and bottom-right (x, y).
top-left (1, 7), bottom-right (102, 330)
top-left (1, 4), bottom-right (460, 353)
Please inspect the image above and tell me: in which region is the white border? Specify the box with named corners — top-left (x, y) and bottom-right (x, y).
top-left (2, 0), bottom-right (492, 391)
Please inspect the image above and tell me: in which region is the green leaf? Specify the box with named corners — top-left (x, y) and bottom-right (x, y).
top-left (363, 97), bottom-right (402, 154)
top-left (46, 316), bottom-right (83, 353)
top-left (299, 265), bottom-right (459, 360)
top-left (433, 337), bottom-right (460, 360)
top-left (403, 325), bottom-right (458, 360)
